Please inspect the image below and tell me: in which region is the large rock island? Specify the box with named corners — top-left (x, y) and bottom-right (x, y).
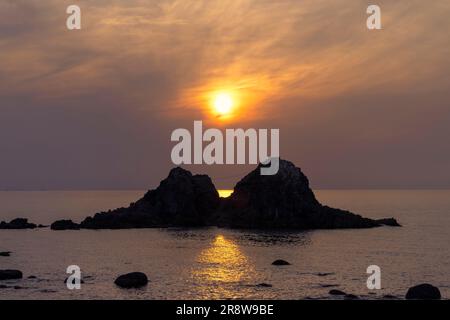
top-left (79, 167), bottom-right (220, 229)
top-left (215, 160), bottom-right (395, 229)
top-left (54, 159), bottom-right (399, 230)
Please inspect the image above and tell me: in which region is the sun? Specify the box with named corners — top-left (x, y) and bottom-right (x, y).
top-left (212, 92), bottom-right (234, 116)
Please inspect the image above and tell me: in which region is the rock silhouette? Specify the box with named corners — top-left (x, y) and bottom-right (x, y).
top-left (0, 218), bottom-right (37, 229)
top-left (216, 160), bottom-right (397, 229)
top-left (405, 283), bottom-right (441, 300)
top-left (52, 159), bottom-right (399, 230)
top-left (329, 289), bottom-right (347, 296)
top-left (0, 252), bottom-right (11, 257)
top-left (114, 272), bottom-right (148, 288)
top-left (80, 167), bottom-right (220, 229)
top-left (51, 220), bottom-right (80, 230)
top-left (0, 270), bottom-right (23, 280)
top-left (272, 259), bottom-right (291, 266)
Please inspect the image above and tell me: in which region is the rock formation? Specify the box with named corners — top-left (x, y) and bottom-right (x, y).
top-left (272, 259), bottom-right (291, 266)
top-left (51, 159), bottom-right (399, 230)
top-left (80, 167), bottom-right (220, 229)
top-left (215, 160), bottom-right (391, 229)
top-left (0, 270), bottom-right (23, 280)
top-left (405, 283), bottom-right (441, 300)
top-left (0, 218), bottom-right (37, 229)
top-left (114, 272), bottom-right (148, 288)
top-left (51, 220), bottom-right (80, 230)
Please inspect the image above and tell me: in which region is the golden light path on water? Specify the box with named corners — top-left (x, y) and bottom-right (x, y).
top-left (191, 234), bottom-right (258, 299)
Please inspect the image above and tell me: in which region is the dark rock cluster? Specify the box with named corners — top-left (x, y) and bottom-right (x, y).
top-left (0, 218), bottom-right (37, 229)
top-left (51, 220), bottom-right (80, 230)
top-left (48, 159), bottom-right (400, 230)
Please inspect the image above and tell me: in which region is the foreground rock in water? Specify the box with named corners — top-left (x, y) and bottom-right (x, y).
top-left (0, 270), bottom-right (23, 280)
top-left (272, 259), bottom-right (291, 266)
top-left (0, 218), bottom-right (37, 229)
top-left (405, 283), bottom-right (441, 300)
top-left (80, 167), bottom-right (220, 229)
top-left (329, 289), bottom-right (347, 296)
top-left (54, 159), bottom-right (399, 230)
top-left (216, 160), bottom-right (399, 229)
top-left (51, 220), bottom-right (80, 230)
top-left (114, 272), bottom-right (148, 288)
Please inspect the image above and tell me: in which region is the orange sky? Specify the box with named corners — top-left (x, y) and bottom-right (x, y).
top-left (0, 0), bottom-right (450, 189)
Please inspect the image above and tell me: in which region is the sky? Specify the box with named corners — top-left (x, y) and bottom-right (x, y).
top-left (0, 0), bottom-right (449, 190)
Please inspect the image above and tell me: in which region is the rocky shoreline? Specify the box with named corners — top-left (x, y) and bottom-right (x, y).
top-left (0, 260), bottom-right (442, 299)
top-left (0, 218), bottom-right (46, 230)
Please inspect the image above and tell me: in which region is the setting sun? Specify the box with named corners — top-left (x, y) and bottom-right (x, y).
top-left (212, 92), bottom-right (234, 116)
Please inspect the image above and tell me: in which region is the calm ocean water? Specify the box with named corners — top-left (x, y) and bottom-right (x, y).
top-left (0, 190), bottom-right (449, 300)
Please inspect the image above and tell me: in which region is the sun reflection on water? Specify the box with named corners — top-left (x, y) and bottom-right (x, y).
top-left (192, 234), bottom-right (257, 298)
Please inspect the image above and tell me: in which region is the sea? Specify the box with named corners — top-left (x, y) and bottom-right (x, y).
top-left (0, 190), bottom-right (449, 300)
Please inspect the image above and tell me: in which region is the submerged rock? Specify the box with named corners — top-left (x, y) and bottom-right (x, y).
top-left (329, 289), bottom-right (347, 296)
top-left (316, 272), bottom-right (335, 277)
top-left (405, 283), bottom-right (441, 300)
top-left (0, 218), bottom-right (37, 229)
top-left (79, 167), bottom-right (220, 229)
top-left (344, 294), bottom-right (359, 300)
top-left (320, 284), bottom-right (339, 288)
top-left (272, 259), bottom-right (291, 266)
top-left (50, 220), bottom-right (80, 230)
top-left (114, 272), bottom-right (148, 288)
top-left (256, 283), bottom-right (273, 287)
top-left (0, 270), bottom-right (23, 280)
